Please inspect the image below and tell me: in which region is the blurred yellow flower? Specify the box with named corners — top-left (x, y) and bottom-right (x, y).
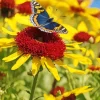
top-left (15, 0), bottom-right (30, 5)
top-left (68, 21), bottom-right (96, 42)
top-left (4, 14), bottom-right (32, 32)
top-left (0, 0), bottom-right (32, 29)
top-left (36, 0), bottom-right (100, 31)
top-left (60, 21), bottom-right (95, 42)
top-left (60, 21), bottom-right (97, 60)
top-left (95, 35), bottom-right (100, 43)
top-left (44, 86), bottom-right (93, 100)
top-left (36, 0), bottom-right (57, 8)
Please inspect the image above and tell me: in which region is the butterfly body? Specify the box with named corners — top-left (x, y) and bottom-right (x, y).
top-left (30, 1), bottom-right (67, 33)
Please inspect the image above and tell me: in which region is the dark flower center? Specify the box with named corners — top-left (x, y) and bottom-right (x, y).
top-left (1, 8), bottom-right (15, 18)
top-left (74, 31), bottom-right (91, 42)
top-left (89, 66), bottom-right (100, 71)
top-left (92, 12), bottom-right (100, 19)
top-left (50, 86), bottom-right (65, 96)
top-left (15, 27), bottom-right (66, 60)
top-left (1, 0), bottom-right (15, 17)
top-left (77, 0), bottom-right (84, 4)
top-left (70, 6), bottom-right (84, 13)
top-left (62, 94), bottom-right (76, 100)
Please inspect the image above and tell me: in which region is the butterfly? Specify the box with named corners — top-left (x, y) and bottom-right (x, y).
top-left (30, 1), bottom-right (67, 33)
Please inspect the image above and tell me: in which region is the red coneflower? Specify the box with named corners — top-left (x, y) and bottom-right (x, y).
top-left (15, 27), bottom-right (66, 60)
top-left (0, 26), bottom-right (66, 81)
top-left (1, 25), bottom-right (90, 80)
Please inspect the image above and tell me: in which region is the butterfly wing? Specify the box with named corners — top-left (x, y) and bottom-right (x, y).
top-left (30, 1), bottom-right (67, 33)
top-left (39, 22), bottom-right (67, 33)
top-left (30, 1), bottom-right (50, 26)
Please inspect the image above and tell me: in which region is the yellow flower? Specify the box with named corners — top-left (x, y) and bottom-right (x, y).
top-left (66, 21), bottom-right (96, 41)
top-left (72, 21), bottom-right (97, 58)
top-left (85, 49), bottom-right (95, 59)
top-left (82, 13), bottom-right (100, 32)
top-left (0, 22), bottom-right (92, 81)
top-left (4, 14), bottom-right (32, 32)
top-left (63, 0), bottom-right (99, 17)
top-left (96, 58), bottom-right (100, 66)
top-left (15, 0), bottom-right (30, 5)
top-left (60, 21), bottom-right (96, 59)
top-left (36, 0), bottom-right (57, 8)
top-left (36, 0), bottom-right (93, 14)
top-left (67, 0), bottom-right (99, 20)
top-left (44, 86), bottom-right (93, 100)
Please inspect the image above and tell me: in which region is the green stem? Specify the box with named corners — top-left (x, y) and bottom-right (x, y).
top-left (66, 71), bottom-right (73, 90)
top-left (69, 73), bottom-right (75, 89)
top-left (52, 79), bottom-right (57, 89)
top-left (29, 72), bottom-right (39, 100)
